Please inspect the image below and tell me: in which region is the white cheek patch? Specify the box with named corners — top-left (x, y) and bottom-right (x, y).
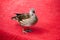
top-left (29, 8), bottom-right (35, 16)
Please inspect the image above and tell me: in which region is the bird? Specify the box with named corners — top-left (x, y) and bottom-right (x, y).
top-left (11, 8), bottom-right (38, 33)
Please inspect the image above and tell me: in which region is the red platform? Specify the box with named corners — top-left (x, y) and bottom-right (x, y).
top-left (0, 0), bottom-right (60, 40)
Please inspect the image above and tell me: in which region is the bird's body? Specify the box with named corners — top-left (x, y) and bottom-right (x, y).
top-left (12, 8), bottom-right (38, 33)
top-left (19, 13), bottom-right (37, 26)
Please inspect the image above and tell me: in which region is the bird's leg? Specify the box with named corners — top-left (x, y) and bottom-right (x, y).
top-left (22, 27), bottom-right (27, 33)
top-left (22, 26), bottom-right (32, 33)
top-left (23, 27), bottom-right (32, 33)
top-left (22, 27), bottom-right (28, 33)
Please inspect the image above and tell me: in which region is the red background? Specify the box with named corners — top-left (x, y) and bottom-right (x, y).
top-left (0, 0), bottom-right (60, 40)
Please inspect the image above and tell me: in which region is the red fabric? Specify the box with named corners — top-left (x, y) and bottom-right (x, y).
top-left (0, 0), bottom-right (60, 40)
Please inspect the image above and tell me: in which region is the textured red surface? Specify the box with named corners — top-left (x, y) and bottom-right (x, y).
top-left (0, 0), bottom-right (60, 40)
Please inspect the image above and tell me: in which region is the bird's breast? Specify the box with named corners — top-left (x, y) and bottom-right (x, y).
top-left (19, 15), bottom-right (38, 26)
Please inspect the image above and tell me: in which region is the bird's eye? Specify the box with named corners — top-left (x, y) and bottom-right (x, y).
top-left (32, 11), bottom-right (35, 13)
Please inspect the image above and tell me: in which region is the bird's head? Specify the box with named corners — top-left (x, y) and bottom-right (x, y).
top-left (29, 8), bottom-right (35, 16)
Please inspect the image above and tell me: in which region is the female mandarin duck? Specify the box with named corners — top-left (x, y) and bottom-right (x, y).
top-left (12, 8), bottom-right (38, 33)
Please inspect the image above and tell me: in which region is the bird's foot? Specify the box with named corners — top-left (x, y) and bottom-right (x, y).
top-left (23, 29), bottom-right (32, 33)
